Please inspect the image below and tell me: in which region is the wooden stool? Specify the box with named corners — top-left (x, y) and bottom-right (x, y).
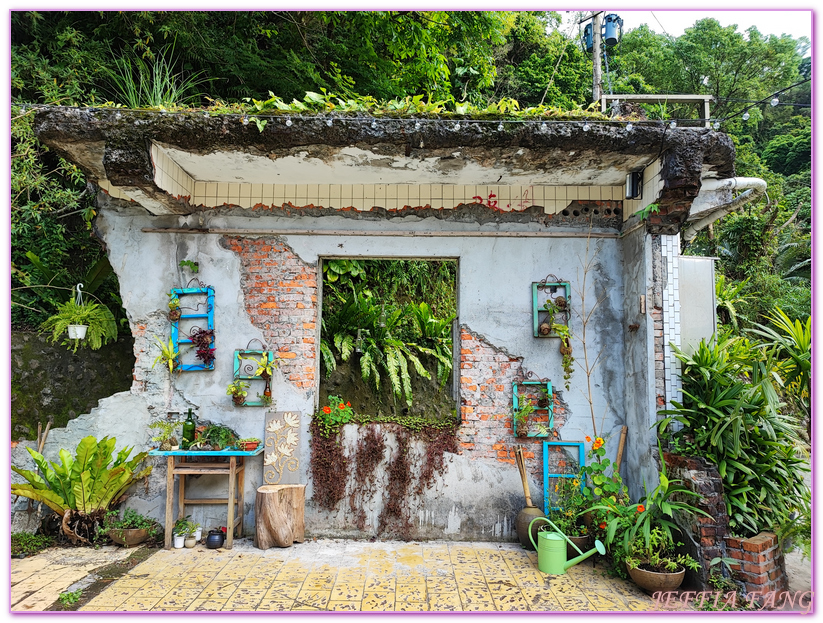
top-left (254, 484), bottom-right (306, 549)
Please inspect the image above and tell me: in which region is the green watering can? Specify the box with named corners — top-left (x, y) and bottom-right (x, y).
top-left (528, 516), bottom-right (606, 575)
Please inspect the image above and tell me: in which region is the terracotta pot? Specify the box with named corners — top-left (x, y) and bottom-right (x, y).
top-left (627, 563), bottom-right (686, 593)
top-left (566, 535), bottom-right (590, 559)
top-left (239, 442), bottom-right (259, 452)
top-left (108, 528), bottom-right (148, 548)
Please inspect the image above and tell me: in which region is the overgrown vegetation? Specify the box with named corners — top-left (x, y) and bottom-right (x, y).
top-left (658, 331), bottom-right (809, 538)
top-left (11, 532), bottom-right (55, 556)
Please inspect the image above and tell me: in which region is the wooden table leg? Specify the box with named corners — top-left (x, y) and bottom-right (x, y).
top-left (164, 456), bottom-right (174, 549)
top-left (177, 456), bottom-right (186, 520)
top-left (237, 457), bottom-right (245, 539)
top-left (226, 456), bottom-right (236, 549)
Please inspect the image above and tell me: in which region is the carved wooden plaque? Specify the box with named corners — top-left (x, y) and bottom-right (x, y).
top-left (263, 410), bottom-right (301, 485)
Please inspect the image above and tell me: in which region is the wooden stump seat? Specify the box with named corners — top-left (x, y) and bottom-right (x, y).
top-left (254, 484), bottom-right (306, 549)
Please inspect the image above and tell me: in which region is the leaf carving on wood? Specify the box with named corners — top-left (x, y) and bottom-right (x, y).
top-left (264, 411), bottom-right (301, 485)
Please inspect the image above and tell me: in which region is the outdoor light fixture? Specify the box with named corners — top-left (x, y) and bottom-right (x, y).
top-left (625, 122), bottom-right (633, 132)
top-left (742, 111), bottom-right (750, 121)
top-left (771, 97), bottom-right (779, 107)
top-left (669, 120), bottom-right (677, 129)
top-left (582, 121), bottom-right (590, 132)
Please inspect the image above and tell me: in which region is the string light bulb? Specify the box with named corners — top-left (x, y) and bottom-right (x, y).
top-left (414, 121), bottom-right (421, 131)
top-left (285, 117), bottom-right (293, 126)
top-left (582, 121), bottom-right (590, 132)
top-left (540, 122), bottom-right (547, 132)
top-left (625, 122), bottom-right (633, 132)
top-left (713, 121), bottom-right (721, 130)
top-left (770, 97), bottom-right (779, 107)
top-left (497, 122), bottom-right (504, 131)
top-left (742, 111), bottom-right (750, 121)
top-left (669, 120), bottom-right (677, 129)
top-left (453, 122), bottom-right (461, 130)
top-left (242, 115), bottom-right (249, 125)
top-left (326, 118), bottom-right (333, 126)
top-left (371, 120), bottom-right (378, 129)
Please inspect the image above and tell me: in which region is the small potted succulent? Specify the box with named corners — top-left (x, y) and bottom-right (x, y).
top-left (226, 380), bottom-right (250, 406)
top-left (237, 437), bottom-right (261, 452)
top-left (167, 295), bottom-right (182, 322)
top-left (148, 418), bottom-right (180, 451)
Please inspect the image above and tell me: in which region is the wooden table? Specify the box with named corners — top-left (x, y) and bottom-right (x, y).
top-left (149, 448), bottom-right (263, 550)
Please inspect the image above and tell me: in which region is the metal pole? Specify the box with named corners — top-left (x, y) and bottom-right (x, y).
top-left (592, 12), bottom-right (603, 104)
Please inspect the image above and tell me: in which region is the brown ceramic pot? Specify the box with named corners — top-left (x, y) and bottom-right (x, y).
top-left (627, 563), bottom-right (686, 593)
top-left (108, 528), bottom-right (148, 548)
top-left (566, 535), bottom-right (590, 559)
top-left (515, 506), bottom-right (546, 550)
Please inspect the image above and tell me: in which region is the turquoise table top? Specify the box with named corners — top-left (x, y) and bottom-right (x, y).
top-left (148, 447), bottom-right (264, 457)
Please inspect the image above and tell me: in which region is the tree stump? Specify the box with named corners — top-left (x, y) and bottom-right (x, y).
top-left (254, 484), bottom-right (306, 549)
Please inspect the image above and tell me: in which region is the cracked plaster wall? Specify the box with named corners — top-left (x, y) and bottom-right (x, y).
top-left (12, 197), bottom-right (633, 541)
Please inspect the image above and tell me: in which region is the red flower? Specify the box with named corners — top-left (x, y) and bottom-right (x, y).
top-left (599, 522), bottom-right (607, 530)
top-left (339, 403), bottom-right (345, 409)
top-left (346, 402), bottom-right (351, 407)
top-left (637, 505), bottom-right (645, 513)
top-left (322, 406), bottom-right (331, 414)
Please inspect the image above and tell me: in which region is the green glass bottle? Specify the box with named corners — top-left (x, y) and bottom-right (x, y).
top-left (181, 409), bottom-right (196, 450)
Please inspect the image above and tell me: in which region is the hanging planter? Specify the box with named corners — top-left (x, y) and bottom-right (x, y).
top-left (67, 324), bottom-right (88, 340)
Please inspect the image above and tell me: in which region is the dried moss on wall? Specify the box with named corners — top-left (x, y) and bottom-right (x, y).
top-left (10, 331), bottom-right (135, 440)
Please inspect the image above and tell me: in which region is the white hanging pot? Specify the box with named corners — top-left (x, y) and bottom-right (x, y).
top-left (67, 325), bottom-right (88, 340)
top-left (173, 534), bottom-right (185, 549)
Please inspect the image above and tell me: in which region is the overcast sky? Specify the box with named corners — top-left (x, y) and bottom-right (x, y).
top-left (561, 9), bottom-right (812, 43)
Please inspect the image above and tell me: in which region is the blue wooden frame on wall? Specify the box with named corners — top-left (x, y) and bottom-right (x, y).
top-left (232, 349), bottom-right (275, 407)
top-left (512, 380), bottom-right (554, 436)
top-left (170, 287), bottom-right (215, 371)
top-left (542, 440), bottom-right (585, 515)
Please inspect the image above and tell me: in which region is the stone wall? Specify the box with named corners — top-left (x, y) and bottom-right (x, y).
top-left (663, 452), bottom-right (789, 604)
top-left (10, 332), bottom-right (135, 440)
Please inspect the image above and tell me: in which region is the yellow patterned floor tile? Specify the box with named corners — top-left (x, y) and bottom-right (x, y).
top-left (294, 589), bottom-right (331, 609)
top-left (238, 577), bottom-right (274, 589)
top-left (520, 587), bottom-right (563, 611)
top-left (555, 594), bottom-right (596, 611)
top-left (396, 583), bottom-right (427, 602)
top-left (199, 580), bottom-right (239, 599)
top-left (264, 582), bottom-right (303, 600)
top-left (587, 592), bottom-right (630, 611)
top-left (152, 588), bottom-right (204, 608)
top-left (292, 605), bottom-right (322, 610)
top-left (304, 572), bottom-right (336, 587)
top-left (78, 606), bottom-right (117, 611)
top-left (492, 592), bottom-right (530, 611)
top-left (115, 596), bottom-right (162, 611)
top-left (256, 599), bottom-right (295, 611)
top-left (361, 592), bottom-right (396, 611)
top-left (459, 587), bottom-right (496, 611)
top-left (428, 592), bottom-right (463, 611)
top-left (175, 573), bottom-right (217, 586)
top-left (83, 587), bottom-right (140, 607)
top-left (396, 601), bottom-right (429, 611)
top-left (330, 583), bottom-right (365, 601)
top-left (131, 582), bottom-right (182, 599)
top-left (110, 578), bottom-right (151, 589)
top-left (623, 598), bottom-right (657, 611)
top-left (186, 598), bottom-right (227, 611)
top-left (364, 576), bottom-right (396, 591)
top-left (514, 572), bottom-right (550, 588)
top-left (426, 577), bottom-right (458, 592)
top-left (328, 601), bottom-right (362, 611)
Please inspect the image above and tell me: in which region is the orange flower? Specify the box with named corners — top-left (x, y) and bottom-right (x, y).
top-left (346, 402), bottom-right (351, 407)
top-left (592, 437), bottom-right (604, 450)
top-left (339, 403), bottom-right (345, 409)
top-left (599, 522), bottom-right (607, 530)
top-left (585, 436), bottom-right (592, 442)
top-left (322, 406), bottom-right (331, 414)
top-left (637, 505), bottom-right (645, 513)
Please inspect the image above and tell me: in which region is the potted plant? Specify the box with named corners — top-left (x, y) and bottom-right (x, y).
top-left (148, 418), bottom-right (180, 451)
top-left (152, 336), bottom-right (180, 374)
top-left (592, 447), bottom-right (710, 592)
top-left (167, 295), bottom-right (182, 322)
top-left (226, 380), bottom-right (250, 406)
top-left (237, 437), bottom-right (261, 452)
top-left (250, 354), bottom-right (277, 400)
top-left (103, 509), bottom-right (160, 548)
top-left (512, 398), bottom-right (536, 438)
top-left (40, 287), bottom-right (118, 354)
top-left (551, 323), bottom-right (574, 390)
top-left (200, 424), bottom-right (238, 451)
top-left (549, 476), bottom-right (591, 558)
top-left (189, 327), bottom-right (215, 366)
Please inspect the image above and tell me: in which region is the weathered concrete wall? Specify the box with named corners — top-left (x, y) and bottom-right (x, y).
top-left (12, 199), bottom-right (632, 540)
top-left (11, 332), bottom-right (135, 440)
top-left (621, 222), bottom-right (660, 501)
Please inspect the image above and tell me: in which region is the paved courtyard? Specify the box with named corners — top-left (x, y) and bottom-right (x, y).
top-left (12, 539), bottom-right (659, 612)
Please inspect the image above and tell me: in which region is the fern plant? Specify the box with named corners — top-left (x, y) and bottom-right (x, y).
top-left (11, 436), bottom-right (152, 544)
top-left (40, 298), bottom-right (118, 353)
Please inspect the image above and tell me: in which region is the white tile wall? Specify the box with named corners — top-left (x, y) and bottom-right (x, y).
top-left (661, 234), bottom-right (682, 410)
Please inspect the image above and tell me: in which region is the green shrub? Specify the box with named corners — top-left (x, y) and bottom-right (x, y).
top-left (11, 532), bottom-right (55, 556)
